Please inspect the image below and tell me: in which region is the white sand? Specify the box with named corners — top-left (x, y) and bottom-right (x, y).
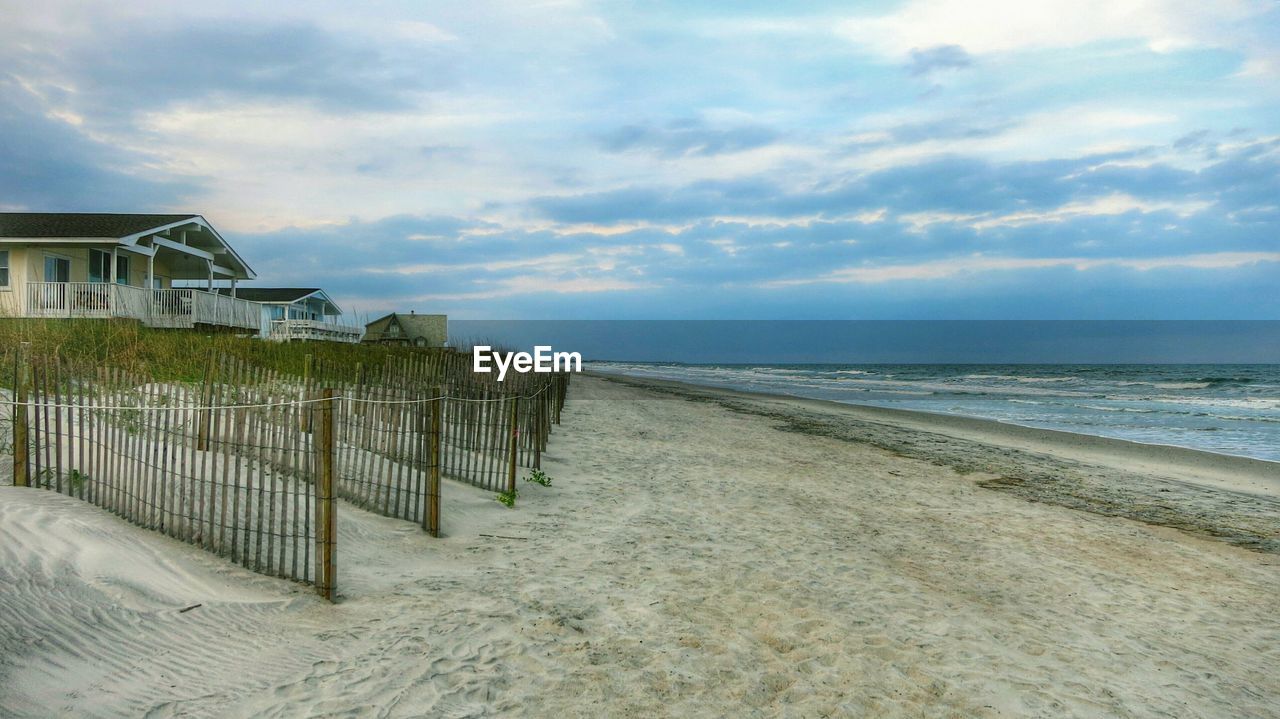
top-left (1, 375), bottom-right (1278, 717)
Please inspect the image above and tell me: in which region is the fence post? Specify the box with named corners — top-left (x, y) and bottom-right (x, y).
top-left (13, 345), bottom-right (30, 488)
top-left (300, 353), bottom-right (315, 432)
top-left (427, 392), bottom-right (441, 537)
top-left (507, 396), bottom-right (519, 495)
top-left (196, 350), bottom-right (215, 451)
top-left (314, 388), bottom-right (337, 601)
top-left (533, 390), bottom-right (542, 471)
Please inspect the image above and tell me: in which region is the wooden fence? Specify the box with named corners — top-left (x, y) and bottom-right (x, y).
top-left (7, 348), bottom-right (571, 600)
top-left (10, 352), bottom-right (337, 599)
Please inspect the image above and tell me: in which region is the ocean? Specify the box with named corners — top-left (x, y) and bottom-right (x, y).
top-left (590, 362), bottom-right (1280, 463)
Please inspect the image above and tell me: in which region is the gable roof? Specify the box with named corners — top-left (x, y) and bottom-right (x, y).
top-left (0, 213), bottom-right (200, 238)
top-left (214, 287), bottom-right (342, 315)
top-left (0, 212), bottom-right (256, 280)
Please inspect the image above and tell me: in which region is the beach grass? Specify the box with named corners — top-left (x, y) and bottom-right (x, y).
top-left (0, 318), bottom-right (446, 385)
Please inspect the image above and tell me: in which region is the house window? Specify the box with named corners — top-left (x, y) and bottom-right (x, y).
top-left (44, 255), bottom-right (70, 283)
top-left (89, 250), bottom-right (109, 283)
top-left (89, 250), bottom-right (130, 285)
top-left (151, 276), bottom-right (166, 289)
top-left (0, 250), bottom-right (8, 288)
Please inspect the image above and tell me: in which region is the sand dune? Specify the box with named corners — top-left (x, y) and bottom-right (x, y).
top-left (2, 375), bottom-right (1278, 717)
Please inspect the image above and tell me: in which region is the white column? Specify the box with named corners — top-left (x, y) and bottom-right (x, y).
top-left (147, 254), bottom-right (155, 289)
top-left (231, 277), bottom-right (237, 298)
top-left (206, 260), bottom-right (214, 291)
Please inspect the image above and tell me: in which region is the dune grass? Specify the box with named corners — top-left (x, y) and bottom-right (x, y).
top-left (0, 318), bottom-right (450, 386)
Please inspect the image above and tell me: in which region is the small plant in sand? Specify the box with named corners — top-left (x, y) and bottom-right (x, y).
top-left (523, 469), bottom-right (553, 487)
top-left (495, 489), bottom-right (518, 507)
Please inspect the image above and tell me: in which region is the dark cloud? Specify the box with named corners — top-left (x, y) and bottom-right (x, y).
top-left (219, 194), bottom-right (1280, 320)
top-left (907, 45), bottom-right (972, 76)
top-left (9, 20), bottom-right (450, 120)
top-left (529, 148), bottom-right (1280, 226)
top-left (600, 118), bottom-right (780, 157)
top-left (0, 82), bottom-right (202, 210)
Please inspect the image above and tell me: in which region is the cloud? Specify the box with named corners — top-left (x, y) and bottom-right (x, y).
top-left (907, 45), bottom-right (972, 75)
top-left (531, 141), bottom-right (1280, 226)
top-left (600, 118), bottom-right (780, 157)
top-left (0, 81), bottom-right (201, 210)
top-left (1, 1), bottom-right (1276, 319)
top-left (837, 0), bottom-right (1269, 57)
top-left (762, 252), bottom-right (1280, 287)
top-left (22, 20), bottom-right (449, 118)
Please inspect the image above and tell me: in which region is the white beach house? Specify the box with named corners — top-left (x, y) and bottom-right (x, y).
top-left (213, 287), bottom-right (363, 343)
top-left (0, 213), bottom-right (261, 331)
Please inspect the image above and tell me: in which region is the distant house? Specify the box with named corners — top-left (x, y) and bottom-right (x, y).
top-left (363, 312), bottom-right (447, 347)
top-left (213, 287), bottom-right (361, 343)
top-left (0, 212), bottom-right (260, 331)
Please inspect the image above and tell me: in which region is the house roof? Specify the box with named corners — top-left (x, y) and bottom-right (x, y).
top-left (215, 287), bottom-right (342, 315)
top-left (0, 213), bottom-right (200, 238)
top-left (364, 312), bottom-right (447, 341)
top-left (0, 212), bottom-right (257, 281)
top-left (214, 288), bottom-right (323, 303)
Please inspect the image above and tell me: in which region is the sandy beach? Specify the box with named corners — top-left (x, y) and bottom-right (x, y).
top-left (2, 374), bottom-right (1278, 718)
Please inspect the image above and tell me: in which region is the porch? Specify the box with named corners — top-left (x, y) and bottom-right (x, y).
top-left (1, 213), bottom-right (260, 332)
top-left (266, 318), bottom-right (363, 343)
top-left (19, 282), bottom-right (262, 331)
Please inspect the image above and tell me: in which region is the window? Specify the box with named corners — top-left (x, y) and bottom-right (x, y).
top-left (151, 276), bottom-right (166, 290)
top-left (89, 249), bottom-right (109, 283)
top-left (44, 255), bottom-right (70, 283)
top-left (89, 250), bottom-right (130, 285)
top-left (0, 250), bottom-right (8, 288)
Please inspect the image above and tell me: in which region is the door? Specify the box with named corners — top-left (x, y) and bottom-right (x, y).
top-left (44, 255), bottom-right (70, 282)
top-left (40, 254), bottom-right (72, 313)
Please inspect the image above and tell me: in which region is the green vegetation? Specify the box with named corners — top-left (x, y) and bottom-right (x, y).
top-left (495, 488), bottom-right (518, 507)
top-left (523, 468), bottom-right (553, 487)
top-left (67, 469), bottom-right (89, 491)
top-left (0, 318), bottom-right (454, 387)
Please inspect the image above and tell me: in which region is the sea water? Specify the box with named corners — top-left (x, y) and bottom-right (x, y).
top-left (591, 363), bottom-right (1280, 462)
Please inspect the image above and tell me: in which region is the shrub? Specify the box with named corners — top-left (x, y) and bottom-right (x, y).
top-left (495, 489), bottom-right (518, 507)
top-left (523, 468), bottom-right (553, 487)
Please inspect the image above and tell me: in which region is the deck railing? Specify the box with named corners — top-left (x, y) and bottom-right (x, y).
top-left (20, 283), bottom-right (259, 331)
top-left (268, 319), bottom-right (363, 343)
top-left (152, 289), bottom-right (260, 330)
top-left (24, 282), bottom-right (152, 321)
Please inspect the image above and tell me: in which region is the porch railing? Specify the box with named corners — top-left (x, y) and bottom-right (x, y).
top-left (268, 318), bottom-right (363, 343)
top-left (21, 282), bottom-right (260, 332)
top-left (152, 289), bottom-right (261, 330)
top-left (24, 282), bottom-right (152, 321)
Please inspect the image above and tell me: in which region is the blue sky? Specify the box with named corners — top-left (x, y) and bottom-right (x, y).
top-left (2, 0), bottom-right (1278, 320)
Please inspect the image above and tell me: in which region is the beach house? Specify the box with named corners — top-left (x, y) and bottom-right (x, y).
top-left (214, 287), bottom-right (362, 343)
top-left (0, 213), bottom-right (261, 331)
top-left (362, 312), bottom-right (448, 347)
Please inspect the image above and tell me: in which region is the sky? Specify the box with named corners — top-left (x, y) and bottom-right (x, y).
top-left (2, 0), bottom-right (1278, 321)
